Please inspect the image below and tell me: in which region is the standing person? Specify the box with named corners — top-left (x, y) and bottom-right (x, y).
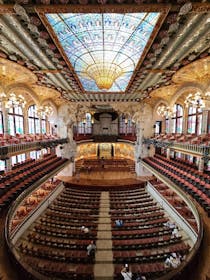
top-left (121, 265), bottom-right (132, 280)
top-left (87, 240), bottom-right (96, 257)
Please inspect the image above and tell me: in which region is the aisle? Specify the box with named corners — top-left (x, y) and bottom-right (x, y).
top-left (94, 191), bottom-right (114, 280)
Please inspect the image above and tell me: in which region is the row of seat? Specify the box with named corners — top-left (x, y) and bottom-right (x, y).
top-left (0, 155), bottom-right (68, 212)
top-left (109, 187), bottom-right (191, 279)
top-left (150, 179), bottom-right (198, 232)
top-left (144, 156), bottom-right (210, 215)
top-left (0, 133), bottom-right (59, 145)
top-left (21, 255), bottom-right (94, 280)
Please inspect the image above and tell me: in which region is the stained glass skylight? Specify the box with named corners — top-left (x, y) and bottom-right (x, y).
top-left (46, 13), bottom-right (160, 93)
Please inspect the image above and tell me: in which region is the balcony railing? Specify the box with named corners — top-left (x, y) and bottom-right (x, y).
top-left (0, 138), bottom-right (68, 159)
top-left (143, 138), bottom-right (210, 158)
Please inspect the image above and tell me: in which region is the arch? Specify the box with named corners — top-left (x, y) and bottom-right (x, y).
top-left (153, 99), bottom-right (170, 116)
top-left (170, 83), bottom-right (205, 107)
top-left (41, 98), bottom-right (58, 117)
top-left (5, 83), bottom-right (40, 106)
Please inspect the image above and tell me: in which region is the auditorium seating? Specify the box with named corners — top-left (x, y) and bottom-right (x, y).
top-left (109, 187), bottom-right (190, 279)
top-left (152, 133), bottom-right (210, 145)
top-left (17, 187), bottom-right (101, 279)
top-left (150, 179), bottom-right (198, 232)
top-left (0, 133), bottom-right (59, 146)
top-left (143, 155), bottom-right (210, 215)
top-left (0, 154), bottom-right (68, 212)
top-left (12, 183), bottom-right (192, 280)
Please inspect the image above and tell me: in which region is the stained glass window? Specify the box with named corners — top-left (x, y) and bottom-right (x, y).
top-left (172, 104), bottom-right (183, 134)
top-left (8, 106), bottom-right (24, 136)
top-left (46, 13), bottom-right (160, 92)
top-left (28, 105), bottom-right (41, 134)
top-left (187, 106), bottom-right (202, 135)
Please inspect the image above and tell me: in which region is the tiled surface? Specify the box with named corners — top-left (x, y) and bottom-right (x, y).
top-left (94, 263), bottom-right (114, 278)
top-left (94, 191), bottom-right (114, 279)
top-left (98, 224), bottom-right (111, 231)
top-left (95, 250), bottom-right (113, 262)
top-left (96, 240), bottom-right (113, 250)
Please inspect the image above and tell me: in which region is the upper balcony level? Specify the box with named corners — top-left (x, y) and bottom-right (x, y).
top-left (143, 133), bottom-right (210, 158)
top-left (0, 133), bottom-right (68, 159)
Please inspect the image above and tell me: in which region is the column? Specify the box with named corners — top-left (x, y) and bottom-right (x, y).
top-left (201, 109), bottom-right (209, 134)
top-left (198, 157), bottom-right (204, 172)
top-left (168, 117), bottom-right (173, 134)
top-left (2, 104), bottom-right (9, 135)
top-left (5, 157), bottom-right (12, 172)
top-left (183, 108), bottom-right (188, 134)
top-left (166, 147), bottom-right (170, 159)
top-left (23, 108), bottom-right (28, 134)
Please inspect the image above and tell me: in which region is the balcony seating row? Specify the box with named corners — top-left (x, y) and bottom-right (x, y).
top-left (0, 133), bottom-right (59, 146)
top-left (152, 133), bottom-right (210, 145)
top-left (0, 154), bottom-right (68, 212)
top-left (150, 179), bottom-right (198, 232)
top-left (143, 156), bottom-right (210, 215)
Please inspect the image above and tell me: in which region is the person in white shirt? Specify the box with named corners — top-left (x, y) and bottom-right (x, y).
top-left (171, 227), bottom-right (180, 238)
top-left (87, 240), bottom-right (96, 257)
top-left (121, 266), bottom-right (132, 280)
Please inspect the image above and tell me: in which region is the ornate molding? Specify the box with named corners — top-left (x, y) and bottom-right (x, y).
top-left (35, 4), bottom-right (171, 14)
top-left (0, 5), bottom-right (15, 14)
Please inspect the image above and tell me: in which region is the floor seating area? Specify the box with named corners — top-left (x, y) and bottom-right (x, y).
top-left (143, 154), bottom-right (210, 216)
top-left (76, 158), bottom-right (135, 173)
top-left (12, 184), bottom-right (192, 280)
top-left (109, 188), bottom-right (190, 280)
top-left (0, 154), bottom-right (68, 212)
top-left (17, 187), bottom-right (101, 279)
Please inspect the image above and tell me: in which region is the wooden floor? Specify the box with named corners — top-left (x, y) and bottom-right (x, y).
top-left (0, 171), bottom-right (210, 280)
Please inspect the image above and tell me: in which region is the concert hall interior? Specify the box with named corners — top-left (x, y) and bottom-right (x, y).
top-left (0, 1), bottom-right (210, 280)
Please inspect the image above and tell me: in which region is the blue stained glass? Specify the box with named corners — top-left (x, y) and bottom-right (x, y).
top-left (46, 12), bottom-right (160, 92)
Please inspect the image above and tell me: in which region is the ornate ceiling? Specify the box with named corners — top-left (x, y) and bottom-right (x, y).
top-left (0, 1), bottom-right (209, 107)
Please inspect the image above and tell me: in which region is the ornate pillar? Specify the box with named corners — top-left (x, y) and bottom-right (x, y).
top-left (23, 108), bottom-right (28, 134)
top-left (183, 108), bottom-right (188, 134)
top-left (134, 122), bottom-right (152, 176)
top-left (198, 158), bottom-right (204, 172)
top-left (168, 117), bottom-right (173, 134)
top-left (201, 109), bottom-right (209, 134)
top-left (166, 148), bottom-right (170, 159)
top-left (2, 104), bottom-right (9, 135)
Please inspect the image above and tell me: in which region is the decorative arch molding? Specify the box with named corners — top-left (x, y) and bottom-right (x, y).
top-left (170, 82), bottom-right (205, 107)
top-left (41, 98), bottom-right (58, 115)
top-left (153, 99), bottom-right (170, 114)
top-left (5, 83), bottom-right (40, 105)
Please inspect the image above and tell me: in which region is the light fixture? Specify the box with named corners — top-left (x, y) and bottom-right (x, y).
top-left (37, 105), bottom-right (53, 118)
top-left (157, 104), bottom-right (174, 118)
top-left (184, 92), bottom-right (206, 109)
top-left (0, 92), bottom-right (26, 109)
top-left (86, 63), bottom-right (123, 90)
